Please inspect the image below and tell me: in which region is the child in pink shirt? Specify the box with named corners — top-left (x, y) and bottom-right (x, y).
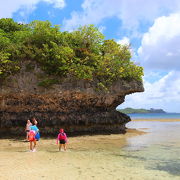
top-left (56, 129), bottom-right (68, 151)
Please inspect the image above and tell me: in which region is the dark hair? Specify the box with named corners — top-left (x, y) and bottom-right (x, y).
top-left (32, 121), bottom-right (36, 125)
top-left (31, 117), bottom-right (38, 125)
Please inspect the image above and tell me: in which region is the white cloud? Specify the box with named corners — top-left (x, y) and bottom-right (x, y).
top-left (98, 26), bottom-right (106, 33)
top-left (129, 13), bottom-right (180, 112)
top-left (0, 0), bottom-right (65, 18)
top-left (63, 0), bottom-right (180, 32)
top-left (117, 37), bottom-right (130, 45)
top-left (143, 71), bottom-right (168, 83)
top-left (44, 0), bottom-right (65, 8)
top-left (119, 71), bottom-right (180, 112)
top-left (138, 13), bottom-right (180, 70)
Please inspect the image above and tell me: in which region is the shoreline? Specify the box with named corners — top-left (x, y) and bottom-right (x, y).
top-left (126, 128), bottom-right (147, 135)
top-left (0, 128), bottom-right (146, 152)
top-left (132, 118), bottom-right (180, 122)
top-left (0, 129), bottom-right (145, 140)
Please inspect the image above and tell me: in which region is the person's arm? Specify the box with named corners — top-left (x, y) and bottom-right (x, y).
top-left (36, 127), bottom-right (39, 133)
top-left (25, 124), bottom-right (27, 131)
top-left (34, 126), bottom-right (39, 134)
top-left (64, 133), bottom-right (68, 143)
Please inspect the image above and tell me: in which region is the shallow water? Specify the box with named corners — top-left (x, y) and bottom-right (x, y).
top-left (0, 121), bottom-right (180, 180)
top-left (126, 121), bottom-right (180, 178)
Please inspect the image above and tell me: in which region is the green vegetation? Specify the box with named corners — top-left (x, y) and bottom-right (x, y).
top-left (0, 18), bottom-right (144, 89)
top-left (38, 78), bottom-right (59, 87)
top-left (118, 108), bottom-right (166, 114)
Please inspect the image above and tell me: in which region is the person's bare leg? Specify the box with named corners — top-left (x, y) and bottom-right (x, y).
top-left (63, 144), bottom-right (67, 151)
top-left (33, 140), bottom-right (37, 152)
top-left (30, 141), bottom-right (33, 151)
top-left (59, 144), bottom-right (62, 151)
top-left (26, 132), bottom-right (29, 141)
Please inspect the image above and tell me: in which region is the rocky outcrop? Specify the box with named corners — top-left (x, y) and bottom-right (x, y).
top-left (0, 61), bottom-right (144, 136)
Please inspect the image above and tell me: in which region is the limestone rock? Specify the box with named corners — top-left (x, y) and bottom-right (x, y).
top-left (0, 62), bottom-right (144, 136)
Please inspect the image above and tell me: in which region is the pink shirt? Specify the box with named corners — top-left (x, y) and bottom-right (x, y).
top-left (56, 133), bottom-right (67, 144)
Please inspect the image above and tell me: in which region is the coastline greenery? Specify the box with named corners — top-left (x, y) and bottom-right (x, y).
top-left (118, 107), bottom-right (166, 114)
top-left (0, 18), bottom-right (144, 89)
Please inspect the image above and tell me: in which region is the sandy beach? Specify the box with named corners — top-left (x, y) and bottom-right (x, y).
top-left (1, 120), bottom-right (180, 180)
top-left (0, 129), bottom-right (145, 180)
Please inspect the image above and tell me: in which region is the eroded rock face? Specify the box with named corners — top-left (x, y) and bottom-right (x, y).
top-left (0, 62), bottom-right (144, 136)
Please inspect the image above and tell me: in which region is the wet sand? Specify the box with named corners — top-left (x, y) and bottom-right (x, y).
top-left (0, 120), bottom-right (180, 180)
top-left (0, 129), bottom-right (147, 180)
top-left (0, 130), bottom-right (144, 180)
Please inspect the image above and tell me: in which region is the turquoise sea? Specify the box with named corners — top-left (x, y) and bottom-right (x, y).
top-left (128, 113), bottom-right (180, 119)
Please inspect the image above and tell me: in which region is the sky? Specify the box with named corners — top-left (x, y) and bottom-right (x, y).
top-left (0, 0), bottom-right (180, 112)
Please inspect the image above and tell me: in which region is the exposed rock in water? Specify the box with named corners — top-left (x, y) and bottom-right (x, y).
top-left (0, 62), bottom-right (144, 136)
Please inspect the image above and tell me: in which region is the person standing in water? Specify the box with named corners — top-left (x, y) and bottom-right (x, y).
top-left (56, 129), bottom-right (68, 151)
top-left (25, 119), bottom-right (32, 141)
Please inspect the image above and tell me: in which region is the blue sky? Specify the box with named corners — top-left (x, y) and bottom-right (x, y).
top-left (0, 0), bottom-right (180, 112)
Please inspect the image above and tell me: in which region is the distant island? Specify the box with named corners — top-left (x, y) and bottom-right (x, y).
top-left (117, 108), bottom-right (166, 114)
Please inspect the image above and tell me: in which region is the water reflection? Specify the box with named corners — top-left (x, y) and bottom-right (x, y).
top-left (124, 121), bottom-right (180, 176)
